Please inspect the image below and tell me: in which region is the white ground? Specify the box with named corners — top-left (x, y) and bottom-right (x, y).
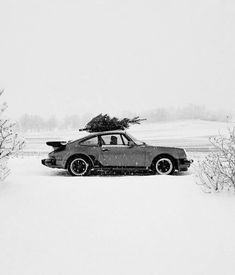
top-left (1, 120), bottom-right (235, 275)
top-left (1, 156), bottom-right (235, 275)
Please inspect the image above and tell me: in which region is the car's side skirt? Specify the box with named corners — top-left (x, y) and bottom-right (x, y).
top-left (92, 166), bottom-right (149, 171)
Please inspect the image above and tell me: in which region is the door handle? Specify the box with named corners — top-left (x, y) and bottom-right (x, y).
top-left (102, 148), bottom-right (109, 152)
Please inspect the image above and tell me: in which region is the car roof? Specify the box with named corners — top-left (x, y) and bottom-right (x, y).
top-left (68, 130), bottom-right (129, 145)
top-left (85, 130), bottom-right (127, 138)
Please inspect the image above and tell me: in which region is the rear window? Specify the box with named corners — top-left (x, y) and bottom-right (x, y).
top-left (80, 136), bottom-right (98, 146)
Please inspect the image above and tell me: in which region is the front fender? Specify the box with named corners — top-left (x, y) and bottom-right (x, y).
top-left (146, 146), bottom-right (182, 166)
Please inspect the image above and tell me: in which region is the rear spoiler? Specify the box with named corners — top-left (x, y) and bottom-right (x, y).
top-left (46, 141), bottom-right (67, 150)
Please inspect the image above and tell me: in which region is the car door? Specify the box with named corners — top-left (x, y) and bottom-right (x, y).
top-left (121, 134), bottom-right (147, 166)
top-left (98, 134), bottom-right (146, 167)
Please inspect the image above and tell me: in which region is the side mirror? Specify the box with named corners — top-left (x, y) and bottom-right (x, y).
top-left (128, 141), bottom-right (135, 148)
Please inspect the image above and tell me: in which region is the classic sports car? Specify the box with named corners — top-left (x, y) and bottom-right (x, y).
top-left (41, 130), bottom-right (193, 176)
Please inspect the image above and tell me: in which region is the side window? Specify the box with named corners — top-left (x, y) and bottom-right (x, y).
top-left (121, 134), bottom-right (129, 145)
top-left (101, 134), bottom-right (124, 145)
top-left (80, 136), bottom-right (98, 146)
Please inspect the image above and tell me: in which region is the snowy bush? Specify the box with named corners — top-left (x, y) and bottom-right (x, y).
top-left (195, 127), bottom-right (235, 193)
top-left (0, 90), bottom-right (25, 180)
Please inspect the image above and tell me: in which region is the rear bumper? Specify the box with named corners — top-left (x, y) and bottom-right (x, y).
top-left (41, 158), bottom-right (57, 168)
top-left (178, 158), bottom-right (193, 171)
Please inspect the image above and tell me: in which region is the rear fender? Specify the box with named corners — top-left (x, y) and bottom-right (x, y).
top-left (65, 154), bottom-right (94, 169)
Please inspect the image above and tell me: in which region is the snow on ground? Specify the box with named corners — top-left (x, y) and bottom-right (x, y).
top-left (1, 157), bottom-right (235, 275)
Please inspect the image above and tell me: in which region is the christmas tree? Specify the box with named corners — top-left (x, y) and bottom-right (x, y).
top-left (0, 90), bottom-right (25, 180)
top-left (79, 113), bottom-right (146, 132)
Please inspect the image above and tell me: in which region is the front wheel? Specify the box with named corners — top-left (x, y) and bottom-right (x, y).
top-left (153, 157), bottom-right (175, 175)
top-left (68, 157), bottom-right (90, 176)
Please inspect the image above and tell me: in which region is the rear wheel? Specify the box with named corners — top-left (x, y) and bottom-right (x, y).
top-left (153, 157), bottom-right (175, 175)
top-left (68, 157), bottom-right (90, 176)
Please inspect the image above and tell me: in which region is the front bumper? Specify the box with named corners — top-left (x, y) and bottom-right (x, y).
top-left (41, 158), bottom-right (57, 168)
top-left (178, 158), bottom-right (193, 171)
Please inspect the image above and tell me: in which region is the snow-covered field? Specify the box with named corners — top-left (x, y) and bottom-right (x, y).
top-left (1, 120), bottom-right (235, 275)
top-left (22, 119), bottom-right (235, 154)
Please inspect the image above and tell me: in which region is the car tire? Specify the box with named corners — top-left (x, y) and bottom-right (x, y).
top-left (153, 156), bottom-right (175, 175)
top-left (68, 157), bottom-right (90, 176)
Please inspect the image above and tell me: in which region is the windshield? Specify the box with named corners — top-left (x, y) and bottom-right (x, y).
top-left (127, 133), bottom-right (146, 146)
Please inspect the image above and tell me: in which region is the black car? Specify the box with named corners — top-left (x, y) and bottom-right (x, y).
top-left (42, 130), bottom-right (193, 176)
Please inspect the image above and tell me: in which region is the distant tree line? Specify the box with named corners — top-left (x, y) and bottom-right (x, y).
top-left (17, 114), bottom-right (83, 132)
top-left (17, 105), bottom-right (233, 132)
top-left (144, 105), bottom-right (233, 123)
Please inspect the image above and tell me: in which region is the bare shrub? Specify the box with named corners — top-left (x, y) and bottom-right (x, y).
top-left (0, 90), bottom-right (25, 180)
top-left (195, 128), bottom-right (235, 193)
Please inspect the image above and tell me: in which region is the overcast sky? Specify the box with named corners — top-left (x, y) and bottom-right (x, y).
top-left (0, 0), bottom-right (234, 119)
